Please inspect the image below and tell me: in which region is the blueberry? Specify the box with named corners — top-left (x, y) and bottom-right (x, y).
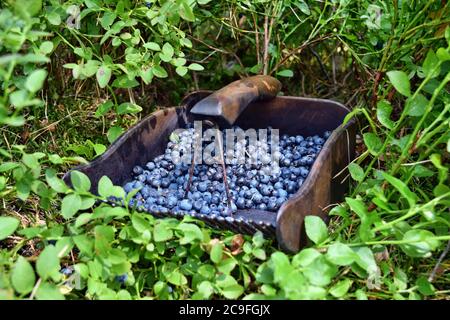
top-left (267, 200), bottom-right (277, 211)
top-left (236, 197), bottom-right (246, 209)
top-left (133, 166), bottom-right (143, 175)
top-left (159, 206), bottom-right (169, 213)
top-left (299, 166), bottom-right (309, 178)
top-left (198, 182), bottom-right (208, 192)
top-left (252, 193), bottom-right (263, 204)
top-left (194, 199), bottom-right (204, 211)
top-left (179, 199), bottom-right (192, 211)
top-left (167, 196), bottom-right (177, 208)
top-left (260, 185), bottom-right (273, 196)
top-left (211, 195), bottom-right (221, 205)
top-left (161, 178), bottom-right (171, 188)
top-left (132, 181), bottom-right (144, 190)
top-left (151, 178), bottom-right (161, 188)
top-left (200, 206), bottom-right (211, 215)
top-left (258, 203), bottom-right (267, 210)
top-left (259, 175), bottom-right (270, 184)
top-left (115, 274), bottom-right (128, 284)
top-left (276, 197), bottom-right (287, 206)
top-left (124, 182), bottom-right (134, 193)
top-left (60, 267), bottom-right (74, 276)
top-left (286, 181), bottom-right (297, 193)
top-left (274, 181), bottom-right (283, 189)
top-left (146, 161), bottom-right (156, 170)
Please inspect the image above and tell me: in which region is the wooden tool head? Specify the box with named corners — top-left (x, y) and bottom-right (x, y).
top-left (190, 75), bottom-right (282, 125)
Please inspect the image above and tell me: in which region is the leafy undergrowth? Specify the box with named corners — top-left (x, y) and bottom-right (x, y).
top-left (1, 0), bottom-right (449, 300)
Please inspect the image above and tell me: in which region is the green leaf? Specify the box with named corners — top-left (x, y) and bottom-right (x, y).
top-left (353, 247), bottom-right (377, 273)
top-left (304, 216), bottom-right (328, 244)
top-left (292, 248), bottom-right (321, 267)
top-left (345, 198), bottom-right (368, 220)
top-left (108, 248), bottom-right (127, 265)
top-left (167, 269), bottom-right (187, 286)
top-left (39, 41), bottom-right (54, 54)
top-left (326, 243), bottom-right (357, 266)
top-left (179, 1), bottom-right (195, 21)
top-left (47, 11), bottom-right (61, 25)
top-left (217, 258), bottom-right (237, 274)
top-left (45, 169), bottom-right (69, 193)
top-left (36, 246), bottom-right (60, 281)
top-left (436, 47), bottom-right (450, 61)
top-left (329, 279), bottom-right (353, 298)
top-left (107, 126), bottom-right (124, 143)
top-left (295, 1), bottom-right (311, 15)
top-left (98, 175), bottom-right (114, 198)
top-left (382, 172), bottom-right (417, 207)
top-left (81, 60), bottom-right (100, 77)
top-left (70, 171), bottom-right (91, 192)
top-left (303, 255), bottom-right (338, 286)
top-left (73, 234), bottom-right (94, 257)
top-left (131, 214), bottom-right (151, 233)
top-left (48, 154), bottom-right (63, 164)
top-left (180, 37), bottom-right (192, 48)
top-left (152, 65), bottom-right (168, 78)
top-left (140, 67), bottom-right (153, 84)
top-left (363, 132), bottom-right (382, 155)
top-left (61, 193), bottom-right (82, 219)
top-left (144, 42), bottom-right (161, 51)
top-left (348, 163), bottom-right (364, 182)
top-left (178, 223), bottom-right (204, 244)
top-left (400, 230), bottom-right (440, 258)
top-left (36, 283), bottom-right (64, 300)
top-left (277, 69), bottom-right (294, 77)
top-left (95, 101), bottom-right (114, 117)
top-left (95, 225), bottom-right (115, 255)
top-left (96, 65), bottom-right (112, 88)
top-left (406, 94), bottom-right (428, 117)
top-left (422, 50), bottom-right (440, 78)
top-left (220, 284), bottom-right (244, 299)
top-left (269, 252), bottom-right (293, 284)
top-left (162, 43), bottom-right (174, 58)
top-left (22, 153), bottom-right (40, 169)
top-left (193, 281), bottom-right (214, 299)
top-left (112, 75), bottom-right (139, 88)
top-left (100, 11), bottom-right (116, 29)
top-left (187, 63), bottom-right (204, 71)
top-left (387, 70), bottom-right (411, 97)
top-left (0, 162), bottom-right (20, 172)
top-left (117, 102), bottom-right (142, 115)
top-left (0, 217), bottom-right (20, 240)
top-left (176, 66), bottom-right (188, 76)
top-left (153, 221), bottom-right (173, 242)
top-left (210, 242), bottom-right (223, 264)
top-left (11, 256), bottom-right (36, 295)
top-left (25, 69), bottom-right (47, 93)
top-left (376, 100), bottom-right (394, 129)
top-left (416, 276), bottom-right (435, 296)
top-left (75, 213), bottom-right (92, 228)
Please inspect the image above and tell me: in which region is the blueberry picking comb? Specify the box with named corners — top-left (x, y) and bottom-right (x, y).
top-left (190, 75), bottom-right (282, 125)
top-left (63, 76), bottom-right (356, 253)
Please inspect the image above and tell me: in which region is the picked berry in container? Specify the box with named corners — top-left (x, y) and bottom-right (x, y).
top-left (63, 76), bottom-right (356, 252)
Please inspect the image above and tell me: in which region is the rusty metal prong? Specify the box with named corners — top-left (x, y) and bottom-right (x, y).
top-left (184, 150), bottom-right (195, 198)
top-left (214, 123), bottom-right (232, 209)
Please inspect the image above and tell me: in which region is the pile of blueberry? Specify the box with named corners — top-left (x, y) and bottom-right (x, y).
top-left (123, 127), bottom-right (331, 217)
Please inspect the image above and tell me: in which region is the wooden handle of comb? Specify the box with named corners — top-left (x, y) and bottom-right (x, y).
top-left (190, 75), bottom-right (282, 125)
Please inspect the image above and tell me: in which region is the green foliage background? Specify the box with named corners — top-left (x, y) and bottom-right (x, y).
top-left (0, 0), bottom-right (449, 300)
